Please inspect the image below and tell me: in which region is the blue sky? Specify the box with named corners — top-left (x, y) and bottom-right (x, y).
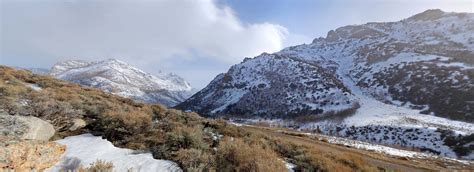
top-left (223, 0), bottom-right (472, 45)
top-left (1, 0), bottom-right (472, 89)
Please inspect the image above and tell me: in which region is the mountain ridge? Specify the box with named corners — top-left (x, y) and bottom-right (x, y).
top-left (179, 9), bottom-right (473, 121)
top-left (50, 58), bottom-right (193, 106)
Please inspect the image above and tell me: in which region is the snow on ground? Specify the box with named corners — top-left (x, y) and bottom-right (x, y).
top-left (284, 160), bottom-right (296, 172)
top-left (332, 54), bottom-right (474, 134)
top-left (26, 83), bottom-right (42, 91)
top-left (47, 134), bottom-right (181, 172)
top-left (210, 89), bottom-right (245, 114)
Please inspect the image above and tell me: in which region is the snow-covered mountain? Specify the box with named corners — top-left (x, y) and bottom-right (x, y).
top-left (50, 59), bottom-right (193, 107)
top-left (178, 10), bottom-right (474, 159)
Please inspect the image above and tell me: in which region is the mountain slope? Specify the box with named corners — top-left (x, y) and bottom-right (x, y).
top-left (50, 59), bottom-right (193, 106)
top-left (177, 10), bottom-right (474, 159)
top-left (179, 53), bottom-right (359, 119)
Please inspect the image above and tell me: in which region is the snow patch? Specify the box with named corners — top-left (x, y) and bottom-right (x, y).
top-left (47, 134), bottom-right (181, 172)
top-left (26, 83), bottom-right (42, 91)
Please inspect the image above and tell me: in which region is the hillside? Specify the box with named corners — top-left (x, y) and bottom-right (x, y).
top-left (177, 9), bottom-right (474, 159)
top-left (2, 66), bottom-right (472, 171)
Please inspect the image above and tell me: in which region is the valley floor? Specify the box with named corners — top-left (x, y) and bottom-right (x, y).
top-left (241, 124), bottom-right (474, 171)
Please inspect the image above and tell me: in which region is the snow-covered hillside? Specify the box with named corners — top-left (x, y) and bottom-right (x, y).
top-left (50, 59), bottom-right (193, 106)
top-left (178, 10), bottom-right (474, 159)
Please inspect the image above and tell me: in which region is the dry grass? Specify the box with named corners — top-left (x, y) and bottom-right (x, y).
top-left (268, 136), bottom-right (378, 172)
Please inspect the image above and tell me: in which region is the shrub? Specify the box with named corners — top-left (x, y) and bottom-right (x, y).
top-left (213, 120), bottom-right (246, 137)
top-left (163, 125), bottom-right (207, 152)
top-left (216, 137), bottom-right (287, 172)
top-left (93, 109), bottom-right (152, 145)
top-left (78, 159), bottom-right (114, 172)
top-left (175, 148), bottom-right (215, 171)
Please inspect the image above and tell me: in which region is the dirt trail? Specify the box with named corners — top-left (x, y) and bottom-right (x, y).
top-left (242, 125), bottom-right (472, 172)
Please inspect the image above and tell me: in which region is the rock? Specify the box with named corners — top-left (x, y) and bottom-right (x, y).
top-left (0, 115), bottom-right (61, 171)
top-left (0, 140), bottom-right (66, 171)
top-left (0, 114), bottom-right (55, 141)
top-left (20, 116), bottom-right (55, 141)
top-left (69, 118), bottom-right (86, 131)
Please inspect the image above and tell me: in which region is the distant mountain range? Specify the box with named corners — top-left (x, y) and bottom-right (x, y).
top-left (45, 59), bottom-right (193, 107)
top-left (177, 10), bottom-right (474, 159)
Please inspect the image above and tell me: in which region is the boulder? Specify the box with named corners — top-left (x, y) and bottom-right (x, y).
top-left (0, 114), bottom-right (55, 141)
top-left (20, 116), bottom-right (55, 141)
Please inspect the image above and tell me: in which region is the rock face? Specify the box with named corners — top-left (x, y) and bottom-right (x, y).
top-left (177, 10), bottom-right (474, 159)
top-left (50, 59), bottom-right (193, 107)
top-left (0, 140), bottom-right (66, 171)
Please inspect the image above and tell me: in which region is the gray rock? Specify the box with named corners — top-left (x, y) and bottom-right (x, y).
top-left (0, 114), bottom-right (55, 141)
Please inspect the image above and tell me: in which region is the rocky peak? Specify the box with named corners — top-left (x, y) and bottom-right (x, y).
top-left (408, 9), bottom-right (445, 21)
top-left (325, 30), bottom-right (341, 42)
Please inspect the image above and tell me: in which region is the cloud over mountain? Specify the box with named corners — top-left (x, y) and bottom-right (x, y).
top-left (1, 0), bottom-right (287, 65)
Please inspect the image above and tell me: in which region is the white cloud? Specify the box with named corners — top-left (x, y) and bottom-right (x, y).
top-left (1, 0), bottom-right (288, 66)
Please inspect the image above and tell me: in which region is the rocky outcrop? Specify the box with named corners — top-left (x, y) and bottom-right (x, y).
top-left (0, 114), bottom-right (61, 171)
top-left (0, 140), bottom-right (65, 171)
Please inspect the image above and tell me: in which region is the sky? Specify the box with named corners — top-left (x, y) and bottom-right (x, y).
top-left (1, 0), bottom-right (472, 89)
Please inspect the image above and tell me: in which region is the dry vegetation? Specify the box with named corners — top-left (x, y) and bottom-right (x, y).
top-left (269, 138), bottom-right (377, 172)
top-left (0, 66), bottom-right (379, 171)
top-left (76, 160), bottom-right (114, 172)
